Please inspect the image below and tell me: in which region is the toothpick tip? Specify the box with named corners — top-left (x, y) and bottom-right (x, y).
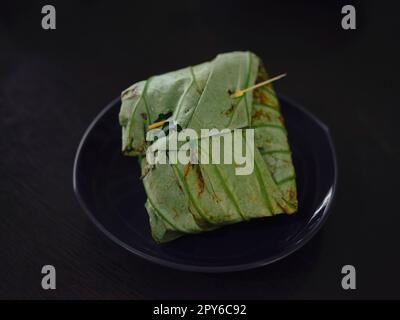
top-left (148, 120), bottom-right (167, 130)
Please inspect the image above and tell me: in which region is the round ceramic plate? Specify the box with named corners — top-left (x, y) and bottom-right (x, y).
top-left (73, 96), bottom-right (337, 272)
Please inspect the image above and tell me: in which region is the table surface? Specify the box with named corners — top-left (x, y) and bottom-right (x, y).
top-left (1, 0), bottom-right (399, 299)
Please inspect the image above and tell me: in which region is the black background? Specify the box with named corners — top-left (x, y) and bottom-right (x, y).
top-left (1, 0), bottom-right (399, 299)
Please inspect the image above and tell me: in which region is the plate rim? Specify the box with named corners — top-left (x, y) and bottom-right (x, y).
top-left (72, 95), bottom-right (338, 273)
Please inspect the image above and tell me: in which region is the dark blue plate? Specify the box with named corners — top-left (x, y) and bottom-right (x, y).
top-left (73, 96), bottom-right (337, 272)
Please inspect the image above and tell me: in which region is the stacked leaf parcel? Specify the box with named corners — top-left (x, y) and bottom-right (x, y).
top-left (119, 51), bottom-right (297, 243)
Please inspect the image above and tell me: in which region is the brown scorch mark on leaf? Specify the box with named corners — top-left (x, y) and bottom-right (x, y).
top-left (265, 137), bottom-right (272, 146)
top-left (224, 104), bottom-right (235, 115)
top-left (252, 109), bottom-right (271, 121)
top-left (183, 162), bottom-right (192, 177)
top-left (195, 165), bottom-right (205, 196)
top-left (248, 193), bottom-right (258, 203)
top-left (288, 188), bottom-right (296, 202)
top-left (259, 91), bottom-right (272, 106)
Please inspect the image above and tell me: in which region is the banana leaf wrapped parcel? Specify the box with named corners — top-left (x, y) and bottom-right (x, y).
top-left (119, 52), bottom-right (298, 243)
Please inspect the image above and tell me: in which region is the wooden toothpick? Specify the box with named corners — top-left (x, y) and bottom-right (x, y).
top-left (148, 119), bottom-right (167, 130)
top-left (232, 73), bottom-right (287, 98)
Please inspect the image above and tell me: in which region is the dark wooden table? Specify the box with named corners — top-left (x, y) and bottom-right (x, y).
top-left (1, 0), bottom-right (399, 299)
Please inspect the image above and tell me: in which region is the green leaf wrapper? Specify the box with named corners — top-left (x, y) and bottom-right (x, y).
top-left (119, 52), bottom-right (298, 243)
